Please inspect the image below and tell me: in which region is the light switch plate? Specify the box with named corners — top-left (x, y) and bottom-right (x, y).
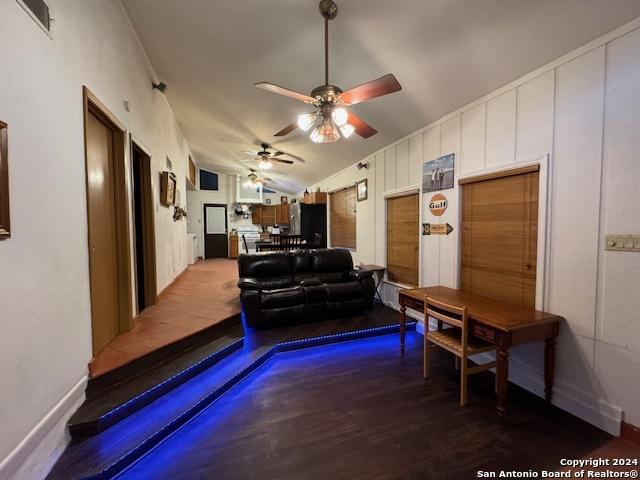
top-left (604, 234), bottom-right (640, 252)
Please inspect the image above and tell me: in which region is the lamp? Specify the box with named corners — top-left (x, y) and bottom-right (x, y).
top-left (258, 157), bottom-right (273, 170)
top-left (339, 123), bottom-right (355, 138)
top-left (297, 112), bottom-right (317, 132)
top-left (331, 107), bottom-right (348, 126)
top-left (310, 116), bottom-right (340, 143)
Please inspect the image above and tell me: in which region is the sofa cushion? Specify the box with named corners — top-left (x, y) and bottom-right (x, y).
top-left (238, 253), bottom-right (290, 278)
top-left (325, 281), bottom-right (362, 301)
top-left (254, 275), bottom-right (295, 290)
top-left (261, 286), bottom-right (304, 309)
top-left (310, 248), bottom-right (353, 272)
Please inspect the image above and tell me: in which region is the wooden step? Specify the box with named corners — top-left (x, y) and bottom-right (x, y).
top-left (68, 322), bottom-right (244, 437)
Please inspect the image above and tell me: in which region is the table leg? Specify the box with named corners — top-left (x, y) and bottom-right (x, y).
top-left (496, 345), bottom-right (509, 418)
top-left (399, 304), bottom-right (407, 356)
top-left (544, 338), bottom-right (556, 404)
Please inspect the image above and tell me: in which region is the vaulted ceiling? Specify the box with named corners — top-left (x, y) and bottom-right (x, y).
top-left (122, 0), bottom-right (640, 193)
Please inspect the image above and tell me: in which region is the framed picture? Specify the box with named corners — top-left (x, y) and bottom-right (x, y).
top-left (280, 196), bottom-right (288, 204)
top-left (422, 153), bottom-right (455, 193)
top-left (265, 198), bottom-right (271, 205)
top-left (356, 179), bottom-right (368, 202)
top-left (0, 121), bottom-right (9, 239)
top-left (160, 171), bottom-right (177, 206)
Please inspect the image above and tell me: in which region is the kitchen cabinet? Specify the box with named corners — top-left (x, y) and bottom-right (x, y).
top-left (276, 204), bottom-right (290, 224)
top-left (261, 205), bottom-right (276, 225)
top-left (251, 205), bottom-right (262, 225)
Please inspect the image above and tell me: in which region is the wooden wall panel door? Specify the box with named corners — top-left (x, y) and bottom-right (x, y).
top-left (276, 204), bottom-right (290, 224)
top-left (261, 205), bottom-right (276, 226)
top-left (86, 111), bottom-right (120, 354)
top-left (251, 205), bottom-right (262, 225)
top-left (386, 193), bottom-right (420, 286)
top-left (329, 186), bottom-right (356, 249)
top-left (460, 169), bottom-right (539, 307)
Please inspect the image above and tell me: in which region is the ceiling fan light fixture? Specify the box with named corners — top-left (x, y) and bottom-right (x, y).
top-left (297, 112), bottom-right (317, 132)
top-left (339, 123), bottom-right (355, 138)
top-left (310, 117), bottom-right (340, 143)
top-left (258, 157), bottom-right (273, 170)
top-left (331, 107), bottom-right (348, 126)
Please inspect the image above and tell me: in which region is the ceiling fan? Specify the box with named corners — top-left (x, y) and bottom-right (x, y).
top-left (254, 0), bottom-right (402, 143)
top-left (244, 168), bottom-right (271, 189)
top-left (241, 143), bottom-right (303, 170)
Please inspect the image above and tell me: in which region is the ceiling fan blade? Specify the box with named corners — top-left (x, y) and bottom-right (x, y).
top-left (242, 150), bottom-right (259, 156)
top-left (340, 74), bottom-right (402, 106)
top-left (270, 151), bottom-right (285, 157)
top-left (271, 158), bottom-right (294, 165)
top-left (274, 121), bottom-right (298, 137)
top-left (347, 112), bottom-right (378, 138)
top-left (254, 82), bottom-right (315, 103)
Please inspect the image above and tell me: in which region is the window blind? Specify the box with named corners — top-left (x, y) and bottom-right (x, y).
top-left (329, 186), bottom-right (356, 249)
top-left (460, 169), bottom-right (539, 307)
top-left (386, 193), bottom-right (419, 286)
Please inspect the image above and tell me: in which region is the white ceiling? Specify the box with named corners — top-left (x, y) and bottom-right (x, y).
top-left (122, 0), bottom-right (640, 193)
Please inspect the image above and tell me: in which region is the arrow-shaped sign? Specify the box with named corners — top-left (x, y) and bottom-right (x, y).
top-left (422, 223), bottom-right (454, 236)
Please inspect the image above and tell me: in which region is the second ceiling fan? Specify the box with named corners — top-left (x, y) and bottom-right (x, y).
top-left (254, 0), bottom-right (402, 143)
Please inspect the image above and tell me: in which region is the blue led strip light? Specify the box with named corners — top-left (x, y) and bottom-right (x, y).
top-left (92, 338), bottom-right (244, 432)
top-left (99, 322), bottom-right (417, 480)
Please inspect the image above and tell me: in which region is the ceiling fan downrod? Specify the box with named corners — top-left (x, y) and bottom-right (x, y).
top-left (319, 0), bottom-right (337, 86)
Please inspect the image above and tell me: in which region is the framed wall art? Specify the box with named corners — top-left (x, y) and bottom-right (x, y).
top-left (160, 171), bottom-right (177, 206)
top-left (422, 153), bottom-right (455, 193)
top-left (356, 178), bottom-right (368, 201)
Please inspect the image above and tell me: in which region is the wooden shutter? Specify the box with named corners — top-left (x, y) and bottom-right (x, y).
top-left (329, 186), bottom-right (356, 249)
top-left (460, 168), bottom-right (539, 307)
top-left (386, 193), bottom-right (419, 286)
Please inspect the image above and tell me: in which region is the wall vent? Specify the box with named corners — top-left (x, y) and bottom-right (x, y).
top-left (18, 0), bottom-right (51, 31)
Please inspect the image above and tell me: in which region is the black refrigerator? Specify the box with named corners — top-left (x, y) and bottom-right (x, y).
top-left (289, 203), bottom-right (327, 248)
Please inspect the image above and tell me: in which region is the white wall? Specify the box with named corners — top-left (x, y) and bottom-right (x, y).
top-left (311, 19), bottom-right (640, 434)
top-left (0, 0), bottom-right (194, 477)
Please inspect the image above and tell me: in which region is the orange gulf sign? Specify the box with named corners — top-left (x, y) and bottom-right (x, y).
top-left (429, 193), bottom-right (448, 216)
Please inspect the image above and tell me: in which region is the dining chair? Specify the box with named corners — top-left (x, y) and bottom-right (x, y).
top-left (241, 234), bottom-right (249, 254)
top-left (423, 296), bottom-right (497, 406)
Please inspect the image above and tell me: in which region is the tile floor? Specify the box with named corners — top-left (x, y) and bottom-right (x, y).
top-left (88, 258), bottom-right (240, 377)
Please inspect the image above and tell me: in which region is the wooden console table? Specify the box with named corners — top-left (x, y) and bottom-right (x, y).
top-left (399, 286), bottom-right (562, 417)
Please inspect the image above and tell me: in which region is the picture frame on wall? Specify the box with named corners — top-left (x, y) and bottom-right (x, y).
top-left (0, 121), bottom-right (9, 239)
top-left (356, 178), bottom-right (368, 202)
top-left (265, 198), bottom-right (271, 205)
top-left (280, 195), bottom-right (288, 204)
top-left (422, 153), bottom-right (455, 193)
top-left (160, 171), bottom-right (177, 206)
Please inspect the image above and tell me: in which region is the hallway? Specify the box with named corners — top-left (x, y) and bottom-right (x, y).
top-left (89, 259), bottom-right (240, 377)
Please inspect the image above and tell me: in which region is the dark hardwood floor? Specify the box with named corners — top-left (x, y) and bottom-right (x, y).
top-left (119, 332), bottom-right (617, 480)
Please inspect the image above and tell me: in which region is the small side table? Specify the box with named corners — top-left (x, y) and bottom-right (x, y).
top-left (358, 264), bottom-right (386, 304)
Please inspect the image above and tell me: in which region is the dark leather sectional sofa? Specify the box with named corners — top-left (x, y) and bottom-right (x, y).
top-left (237, 249), bottom-right (375, 328)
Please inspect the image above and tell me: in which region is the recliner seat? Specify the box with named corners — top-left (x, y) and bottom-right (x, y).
top-left (238, 249), bottom-right (375, 328)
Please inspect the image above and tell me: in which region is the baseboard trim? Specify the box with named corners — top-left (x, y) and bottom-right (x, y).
top-left (157, 265), bottom-right (189, 300)
top-left (406, 307), bottom-right (623, 436)
top-left (0, 376), bottom-right (87, 480)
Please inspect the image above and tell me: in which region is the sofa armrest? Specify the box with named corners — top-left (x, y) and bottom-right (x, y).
top-left (238, 277), bottom-right (261, 290)
top-left (298, 277), bottom-right (322, 286)
top-left (349, 269), bottom-right (374, 281)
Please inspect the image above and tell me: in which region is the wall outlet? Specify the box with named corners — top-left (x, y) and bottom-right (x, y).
top-left (604, 234), bottom-right (640, 252)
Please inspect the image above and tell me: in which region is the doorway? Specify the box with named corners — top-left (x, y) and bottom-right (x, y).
top-left (203, 204), bottom-right (228, 258)
top-left (83, 87), bottom-right (133, 355)
top-left (131, 140), bottom-right (157, 313)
